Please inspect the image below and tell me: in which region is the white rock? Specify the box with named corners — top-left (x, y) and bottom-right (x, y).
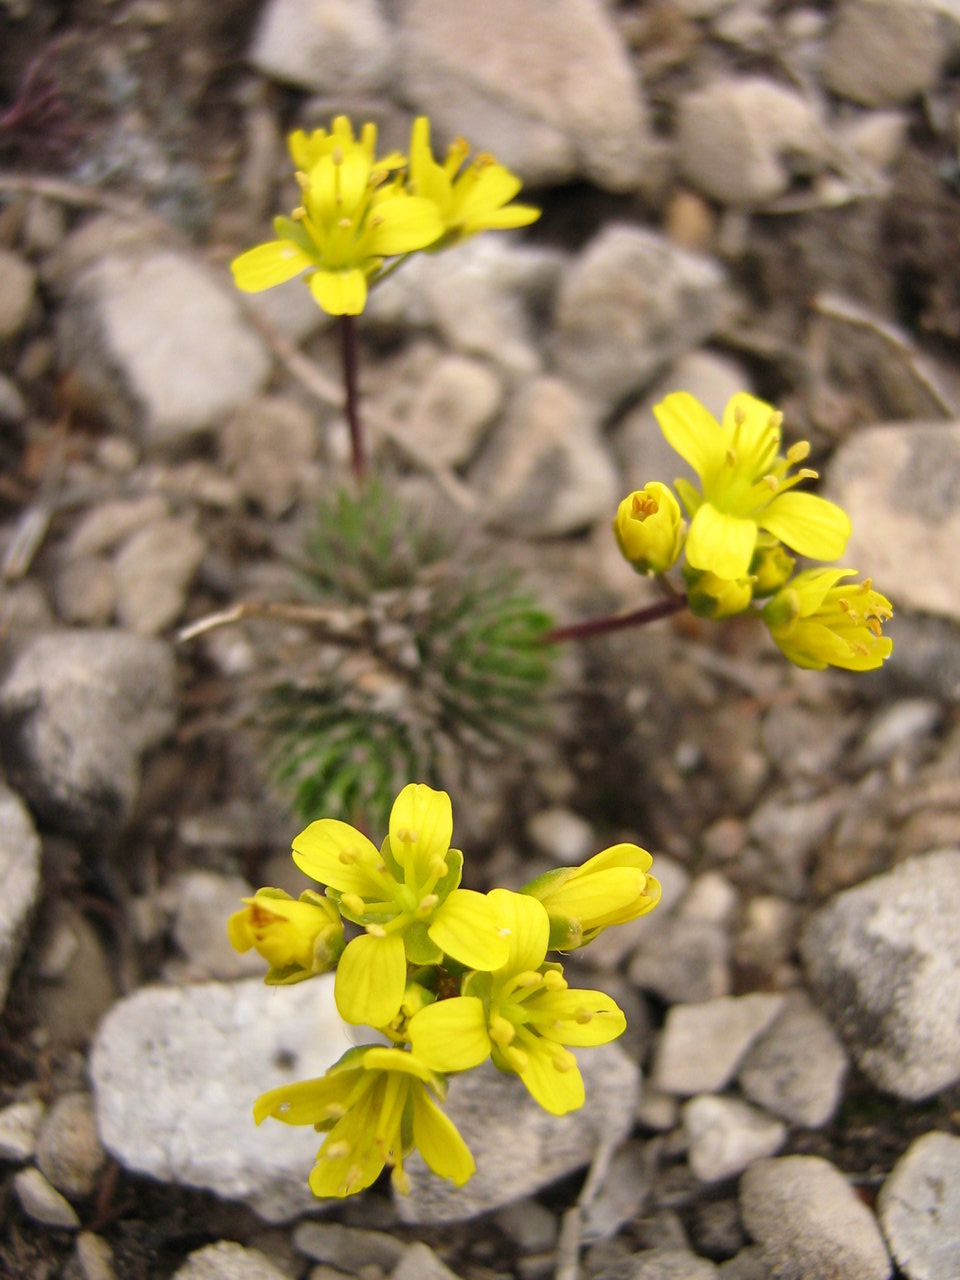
top-left (824, 0), bottom-right (949, 107)
top-left (169, 870), bottom-right (264, 980)
top-left (59, 249), bottom-right (272, 446)
top-left (54, 556), bottom-right (117, 627)
top-left (526, 808), bottom-right (596, 864)
top-left (114, 517), bottom-right (206, 634)
top-left (393, 1242), bottom-right (464, 1280)
top-left (878, 1131), bottom-right (960, 1280)
top-left (740, 1156), bottom-right (892, 1280)
top-left (677, 78), bottom-right (824, 205)
top-left (0, 786), bottom-right (42, 1013)
top-left (738, 993), bottom-right (849, 1128)
top-left (35, 1091), bottom-right (105, 1200)
top-left (680, 873), bottom-right (738, 926)
top-left (90, 976), bottom-right (353, 1221)
top-left (293, 1223), bottom-right (406, 1271)
top-left (399, 0), bottom-right (649, 189)
top-left (683, 1096), bottom-right (785, 1184)
top-left (652, 994), bottom-right (785, 1096)
top-left (629, 917), bottom-right (731, 1005)
top-left (0, 1098), bottom-right (45, 1163)
top-left (13, 1166), bottom-right (80, 1229)
top-left (554, 226), bottom-right (730, 406)
top-left (628, 1250), bottom-right (720, 1279)
top-left (249, 0), bottom-right (394, 95)
top-left (0, 250), bottom-right (36, 340)
top-left (402, 354), bottom-right (503, 469)
top-left (801, 850), bottom-right (960, 1100)
top-left (65, 496), bottom-right (170, 559)
top-left (173, 1241), bottom-right (292, 1280)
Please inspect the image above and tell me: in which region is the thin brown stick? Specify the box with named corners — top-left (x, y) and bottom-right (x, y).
top-left (176, 600), bottom-right (367, 644)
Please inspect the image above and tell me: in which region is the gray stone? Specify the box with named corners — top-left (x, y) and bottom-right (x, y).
top-left (583, 856), bottom-right (691, 970)
top-left (34, 901), bottom-right (118, 1048)
top-left (740, 1156), bottom-right (891, 1280)
top-left (221, 395), bottom-right (319, 517)
top-left (393, 1242), bottom-right (464, 1280)
top-left (652, 995), bottom-right (786, 1096)
top-left (54, 556), bottom-right (117, 627)
top-left (526, 808), bottom-right (596, 864)
top-left (0, 630), bottom-right (176, 836)
top-left (65, 496), bottom-right (170, 559)
top-left (0, 1098), bottom-right (45, 1162)
top-left (856, 700), bottom-right (941, 767)
top-left (801, 850), bottom-right (960, 1100)
top-left (113, 517), bottom-right (206, 634)
top-left (469, 376), bottom-right (619, 536)
top-left (397, 1043), bottom-right (640, 1223)
top-left (0, 371), bottom-right (27, 424)
top-left (824, 0), bottom-right (948, 107)
top-left (747, 790), bottom-right (848, 899)
top-left (90, 976), bottom-right (353, 1221)
top-left (13, 1166), bottom-right (81, 1229)
top-left (70, 1232), bottom-right (117, 1280)
top-left (717, 1245), bottom-right (777, 1280)
top-left (826, 422), bottom-right (960, 624)
top-left (682, 1096), bottom-right (786, 1184)
top-left (169, 871), bottom-right (264, 980)
top-left (173, 1241), bottom-right (291, 1280)
top-left (58, 249), bottom-right (271, 445)
top-left (614, 1249), bottom-right (721, 1280)
top-left (495, 1198), bottom-right (558, 1252)
top-left (400, 354), bottom-right (503, 469)
top-left (677, 78), bottom-right (824, 206)
top-left (293, 1223), bottom-right (406, 1271)
top-left (399, 0), bottom-right (649, 190)
top-left (680, 874), bottom-right (738, 926)
top-left (250, 0), bottom-right (394, 95)
top-left (0, 249), bottom-right (36, 340)
top-left (0, 786), bottom-right (41, 1013)
top-left (36, 1092), bottom-right (106, 1200)
top-left (738, 994), bottom-right (849, 1128)
top-left (629, 917), bottom-right (732, 1004)
top-left (554, 227), bottom-right (729, 407)
top-left (878, 1131), bottom-right (960, 1280)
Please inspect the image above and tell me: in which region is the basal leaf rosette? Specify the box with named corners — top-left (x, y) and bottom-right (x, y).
top-left (254, 1045), bottom-right (475, 1198)
top-left (292, 783), bottom-right (508, 1027)
top-left (408, 889), bottom-right (626, 1116)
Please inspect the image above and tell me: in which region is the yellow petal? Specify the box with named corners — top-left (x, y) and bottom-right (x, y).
top-left (488, 887), bottom-right (550, 973)
top-left (253, 1074), bottom-right (350, 1126)
top-left (518, 1042), bottom-right (585, 1115)
top-left (685, 503), bottom-right (757, 579)
top-left (469, 203), bottom-right (541, 230)
top-left (309, 268), bottom-right (368, 315)
top-left (428, 888), bottom-right (510, 971)
top-left (579, 843), bottom-right (654, 875)
top-left (654, 392), bottom-right (720, 481)
top-left (292, 819), bottom-right (382, 895)
top-left (389, 783), bottom-right (452, 880)
top-left (334, 932), bottom-right (406, 1026)
top-left (534, 989), bottom-right (626, 1046)
top-left (411, 1085), bottom-right (476, 1186)
top-left (365, 196), bottom-right (444, 256)
top-left (759, 491), bottom-right (852, 562)
top-left (230, 240), bottom-right (314, 291)
top-left (409, 996), bottom-right (491, 1072)
top-left (534, 868), bottom-right (648, 923)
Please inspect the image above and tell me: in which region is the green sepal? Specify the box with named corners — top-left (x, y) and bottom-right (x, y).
top-left (404, 921), bottom-right (444, 966)
top-left (461, 970), bottom-right (492, 1006)
top-left (264, 964), bottom-right (316, 986)
top-left (520, 867), bottom-right (573, 899)
top-left (273, 215), bottom-right (314, 255)
top-left (434, 848), bottom-right (464, 904)
top-left (547, 915), bottom-right (583, 952)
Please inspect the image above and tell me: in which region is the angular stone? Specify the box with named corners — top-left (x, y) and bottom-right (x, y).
top-left (221, 395), bottom-right (318, 518)
top-left (682, 1096), bottom-right (785, 1185)
top-left (35, 1091), bottom-right (105, 1200)
top-left (169, 871), bottom-right (264, 981)
top-left (652, 994), bottom-right (785, 1096)
top-left (801, 850), bottom-right (960, 1100)
top-left (738, 993), bottom-right (849, 1128)
top-left (0, 249), bottom-right (36, 340)
top-left (249, 0), bottom-right (394, 95)
top-left (114, 518), bottom-right (206, 634)
top-left (13, 1166), bottom-right (80, 1229)
top-left (173, 1241), bottom-right (292, 1280)
top-left (90, 976), bottom-right (353, 1221)
top-left (0, 786), bottom-right (41, 1013)
top-left (629, 917), bottom-right (731, 1005)
top-left (824, 0), bottom-right (948, 107)
top-left (0, 1098), bottom-right (45, 1163)
top-left (878, 1131), bottom-right (960, 1280)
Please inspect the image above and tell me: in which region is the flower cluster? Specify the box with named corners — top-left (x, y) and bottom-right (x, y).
top-left (230, 782), bottom-right (660, 1199)
top-left (612, 392), bottom-right (893, 671)
top-left (231, 115), bottom-right (539, 316)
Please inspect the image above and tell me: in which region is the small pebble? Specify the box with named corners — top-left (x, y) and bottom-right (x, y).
top-left (14, 1165), bottom-right (81, 1229)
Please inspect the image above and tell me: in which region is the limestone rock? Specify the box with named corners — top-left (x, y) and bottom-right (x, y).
top-left (0, 786), bottom-right (41, 1013)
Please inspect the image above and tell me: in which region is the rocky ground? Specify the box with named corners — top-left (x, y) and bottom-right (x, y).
top-left (2, 1), bottom-right (960, 1278)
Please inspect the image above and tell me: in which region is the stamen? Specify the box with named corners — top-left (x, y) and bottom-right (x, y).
top-left (575, 1007), bottom-right (593, 1025)
top-left (763, 475), bottom-right (779, 491)
top-left (867, 618), bottom-right (883, 638)
top-left (796, 468), bottom-right (818, 481)
top-left (338, 849), bottom-right (359, 865)
top-left (338, 217), bottom-right (351, 230)
top-left (429, 856), bottom-right (447, 878)
top-left (417, 893), bottom-right (439, 913)
top-left (395, 828), bottom-right (417, 844)
top-left (768, 411), bottom-right (784, 431)
top-left (553, 1051), bottom-right (575, 1073)
top-left (331, 145), bottom-right (344, 165)
top-left (291, 206), bottom-right (306, 220)
top-left (366, 922), bottom-right (387, 937)
top-left (631, 493), bottom-right (658, 519)
top-left (541, 970), bottom-right (565, 991)
top-left (489, 1015), bottom-right (515, 1046)
top-left (340, 893), bottom-right (365, 917)
top-left (295, 171), bottom-right (310, 190)
top-left (786, 440), bottom-right (810, 465)
top-left (734, 406), bottom-right (746, 427)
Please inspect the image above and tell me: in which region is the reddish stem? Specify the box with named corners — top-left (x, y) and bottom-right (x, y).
top-left (544, 594), bottom-right (688, 644)
top-left (340, 313), bottom-right (366, 482)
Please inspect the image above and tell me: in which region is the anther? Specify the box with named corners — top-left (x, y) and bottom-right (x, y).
top-left (786, 440), bottom-right (811, 465)
top-left (725, 448), bottom-right (738, 466)
top-left (763, 475), bottom-right (779, 491)
top-left (366, 922), bottom-right (387, 937)
top-left (768, 411), bottom-right (784, 431)
top-left (734, 406), bottom-right (746, 427)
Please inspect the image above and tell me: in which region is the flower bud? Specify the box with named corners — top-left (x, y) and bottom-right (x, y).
top-left (613, 483), bottom-right (685, 575)
top-left (228, 888), bottom-right (344, 983)
top-left (683, 567), bottom-right (753, 619)
top-left (749, 536), bottom-right (795, 596)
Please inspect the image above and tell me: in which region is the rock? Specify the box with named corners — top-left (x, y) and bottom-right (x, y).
top-left (69, 1232), bottom-right (117, 1280)
top-left (826, 422), bottom-right (960, 624)
top-left (34, 902), bottom-right (118, 1048)
top-left (747, 790), bottom-right (847, 899)
top-left (0, 1098), bottom-right (45, 1162)
top-left (677, 78), bottom-right (824, 206)
top-left (0, 249), bottom-right (36, 340)
top-left (58, 249), bottom-right (271, 446)
top-left (54, 556), bottom-right (118, 627)
top-left (629, 917), bottom-right (732, 1004)
top-left (64, 496), bottom-right (170, 559)
top-left (173, 1241), bottom-right (292, 1280)
top-left (856, 700), bottom-right (941, 767)
top-left (716, 1247), bottom-right (768, 1280)
top-left (682, 1096), bottom-right (786, 1185)
top-left (495, 1198), bottom-right (559, 1253)
top-left (680, 874), bottom-right (738, 926)
top-left (396, 1044), bottom-right (639, 1223)
top-left (637, 1087), bottom-right (679, 1133)
top-left (801, 850), bottom-right (960, 1100)
top-left (878, 1131), bottom-right (960, 1280)
top-left (526, 808), bottom-right (596, 864)
top-left (824, 0), bottom-right (949, 107)
top-left (393, 1242), bottom-right (464, 1280)
top-left (610, 1249), bottom-right (721, 1279)
top-left (35, 1092), bottom-right (106, 1201)
top-left (169, 871), bottom-right (265, 980)
top-left (554, 227), bottom-right (729, 407)
top-left (881, 612), bottom-right (960, 701)
top-left (249, 0), bottom-right (394, 95)
top-left (0, 630), bottom-right (176, 836)
top-left (113, 517), bottom-right (207, 634)
top-left (399, 0), bottom-right (649, 190)
top-left (738, 994), bottom-right (848, 1128)
top-left (469, 376), bottom-right (619, 536)
top-left (583, 856), bottom-right (691, 970)
top-left (652, 994), bottom-right (785, 1096)
top-left (221, 395), bottom-right (319, 517)
top-left (0, 786), bottom-right (42, 1013)
top-left (740, 1156), bottom-right (892, 1280)
top-left (13, 1166), bottom-right (81, 1229)
top-left (397, 354), bottom-right (503, 470)
top-left (0, 370), bottom-right (27, 423)
top-left (292, 1223), bottom-right (406, 1271)
top-left (90, 975), bottom-right (353, 1221)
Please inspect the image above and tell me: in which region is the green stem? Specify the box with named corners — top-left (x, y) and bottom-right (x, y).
top-left (544, 594), bottom-right (688, 644)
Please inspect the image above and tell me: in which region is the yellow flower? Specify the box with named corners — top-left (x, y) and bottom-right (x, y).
top-left (227, 888), bottom-right (344, 984)
top-left (291, 783), bottom-right (509, 1027)
top-left (254, 1045), bottom-right (475, 1198)
top-left (749, 534), bottom-right (795, 596)
top-left (762, 568), bottom-right (893, 671)
top-left (683, 566), bottom-right (754, 619)
top-left (613, 483), bottom-right (685, 575)
top-left (655, 392), bottom-right (851, 580)
top-left (520, 843), bottom-right (661, 950)
top-left (406, 116), bottom-right (540, 246)
top-left (231, 115), bottom-right (444, 315)
top-left (408, 890), bottom-right (626, 1115)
